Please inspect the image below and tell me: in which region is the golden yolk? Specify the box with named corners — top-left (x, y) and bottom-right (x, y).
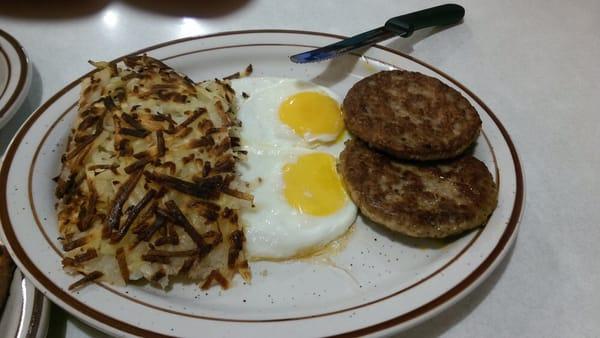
top-left (278, 92), bottom-right (344, 141)
top-left (282, 153), bottom-right (347, 216)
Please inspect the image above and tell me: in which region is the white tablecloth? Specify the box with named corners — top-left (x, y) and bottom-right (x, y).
top-left (1, 1), bottom-right (599, 337)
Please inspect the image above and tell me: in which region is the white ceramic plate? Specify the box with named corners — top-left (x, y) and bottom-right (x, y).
top-left (0, 30), bottom-right (523, 337)
top-left (0, 269), bottom-right (50, 338)
top-left (0, 29), bottom-right (31, 129)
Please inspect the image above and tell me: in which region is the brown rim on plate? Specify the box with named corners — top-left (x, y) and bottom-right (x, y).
top-left (0, 29), bottom-right (29, 119)
top-left (23, 44), bottom-right (497, 322)
top-left (0, 46), bottom-right (11, 100)
top-left (0, 30), bottom-right (523, 337)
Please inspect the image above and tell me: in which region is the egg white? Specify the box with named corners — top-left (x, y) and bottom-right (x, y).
top-left (231, 77), bottom-right (357, 260)
top-left (231, 77), bottom-right (343, 148)
top-left (237, 145), bottom-right (357, 259)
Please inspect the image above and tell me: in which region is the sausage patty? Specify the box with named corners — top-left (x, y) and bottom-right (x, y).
top-left (342, 70), bottom-right (481, 160)
top-left (338, 139), bottom-right (497, 238)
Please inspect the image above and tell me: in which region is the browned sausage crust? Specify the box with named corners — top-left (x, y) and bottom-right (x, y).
top-left (338, 139), bottom-right (497, 238)
top-left (342, 70), bottom-right (481, 160)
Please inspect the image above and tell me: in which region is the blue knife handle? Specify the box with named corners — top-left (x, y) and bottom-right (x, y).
top-left (385, 4), bottom-right (465, 37)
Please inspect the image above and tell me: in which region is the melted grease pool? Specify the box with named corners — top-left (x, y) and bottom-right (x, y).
top-left (248, 224), bottom-right (355, 263)
top-left (248, 224), bottom-right (360, 287)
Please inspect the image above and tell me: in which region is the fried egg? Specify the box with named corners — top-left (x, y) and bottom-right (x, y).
top-left (231, 77), bottom-right (357, 260)
top-left (231, 77), bottom-right (345, 147)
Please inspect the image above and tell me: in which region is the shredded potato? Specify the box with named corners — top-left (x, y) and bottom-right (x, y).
top-left (55, 55), bottom-right (252, 290)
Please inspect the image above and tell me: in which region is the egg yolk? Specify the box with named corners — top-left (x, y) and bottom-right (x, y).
top-left (278, 92), bottom-right (344, 141)
top-left (282, 152), bottom-right (347, 216)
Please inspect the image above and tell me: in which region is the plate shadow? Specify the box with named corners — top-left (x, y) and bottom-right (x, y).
top-left (0, 0), bottom-right (109, 19)
top-left (123, 0), bottom-right (251, 18)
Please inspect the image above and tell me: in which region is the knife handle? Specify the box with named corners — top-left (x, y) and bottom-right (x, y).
top-left (384, 4), bottom-right (465, 37)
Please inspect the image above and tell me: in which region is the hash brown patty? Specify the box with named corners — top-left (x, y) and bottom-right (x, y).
top-left (54, 56), bottom-right (251, 290)
top-left (338, 139), bottom-right (497, 238)
top-left (342, 70), bottom-right (481, 161)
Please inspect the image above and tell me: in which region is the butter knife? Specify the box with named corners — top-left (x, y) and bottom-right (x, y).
top-left (289, 4), bottom-right (465, 63)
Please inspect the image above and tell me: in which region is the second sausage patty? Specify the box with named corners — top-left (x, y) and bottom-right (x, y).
top-left (338, 139), bottom-right (497, 238)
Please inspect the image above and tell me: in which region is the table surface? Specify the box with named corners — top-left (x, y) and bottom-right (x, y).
top-left (1, 1), bottom-right (599, 337)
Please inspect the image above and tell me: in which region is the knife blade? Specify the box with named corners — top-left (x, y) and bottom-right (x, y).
top-left (289, 4), bottom-right (465, 64)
